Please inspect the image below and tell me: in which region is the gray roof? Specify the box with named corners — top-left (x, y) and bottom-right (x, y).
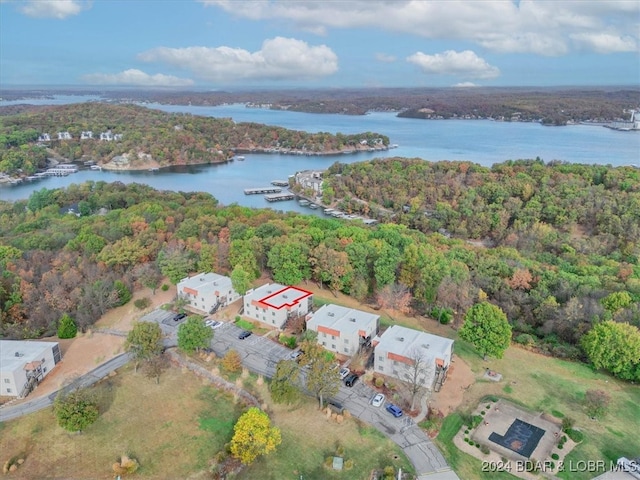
top-left (308, 304), bottom-right (378, 335)
top-left (0, 340), bottom-right (58, 373)
top-left (179, 272), bottom-right (234, 295)
top-left (374, 325), bottom-right (453, 359)
top-left (245, 283), bottom-right (313, 309)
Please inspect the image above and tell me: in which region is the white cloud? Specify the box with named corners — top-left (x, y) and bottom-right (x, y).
top-left (19, 0), bottom-right (88, 19)
top-left (407, 50), bottom-right (500, 79)
top-left (375, 53), bottom-right (396, 63)
top-left (200, 0), bottom-right (640, 55)
top-left (571, 33), bottom-right (638, 54)
top-left (138, 37), bottom-right (338, 82)
top-left (82, 69), bottom-right (194, 87)
top-left (453, 82), bottom-right (478, 88)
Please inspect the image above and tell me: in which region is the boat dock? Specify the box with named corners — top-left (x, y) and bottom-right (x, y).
top-left (271, 180), bottom-right (289, 187)
top-left (244, 187), bottom-right (282, 195)
top-left (264, 193), bottom-right (295, 202)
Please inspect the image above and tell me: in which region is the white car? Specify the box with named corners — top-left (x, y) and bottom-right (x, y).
top-left (371, 393), bottom-right (385, 408)
top-left (205, 319), bottom-right (222, 329)
top-left (339, 367), bottom-right (350, 380)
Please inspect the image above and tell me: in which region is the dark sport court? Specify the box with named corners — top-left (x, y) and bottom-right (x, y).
top-left (489, 418), bottom-right (546, 458)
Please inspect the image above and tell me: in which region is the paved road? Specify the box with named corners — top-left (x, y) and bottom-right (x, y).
top-left (0, 353), bottom-right (131, 423)
top-left (207, 320), bottom-right (458, 479)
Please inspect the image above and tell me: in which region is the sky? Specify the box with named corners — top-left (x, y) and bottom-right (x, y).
top-left (1, 0), bottom-right (639, 89)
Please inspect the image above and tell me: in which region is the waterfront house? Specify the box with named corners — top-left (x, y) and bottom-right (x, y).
top-left (373, 325), bottom-right (453, 392)
top-left (80, 131), bottom-right (93, 140)
top-left (177, 272), bottom-right (241, 315)
top-left (0, 340), bottom-right (62, 398)
top-left (99, 131), bottom-right (113, 141)
top-left (37, 133), bottom-right (51, 142)
top-left (243, 283), bottom-right (313, 329)
top-left (57, 131), bottom-right (72, 140)
top-left (306, 304), bottom-right (379, 356)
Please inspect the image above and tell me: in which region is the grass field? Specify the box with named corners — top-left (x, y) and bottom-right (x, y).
top-left (0, 361), bottom-right (413, 479)
top-left (308, 287), bottom-right (640, 480)
top-left (444, 340), bottom-right (640, 480)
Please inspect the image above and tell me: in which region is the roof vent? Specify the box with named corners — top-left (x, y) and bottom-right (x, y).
top-left (328, 312), bottom-right (335, 317)
top-left (283, 294), bottom-right (288, 299)
top-left (398, 337), bottom-right (405, 342)
top-left (349, 318), bottom-right (356, 322)
top-left (422, 343), bottom-right (430, 349)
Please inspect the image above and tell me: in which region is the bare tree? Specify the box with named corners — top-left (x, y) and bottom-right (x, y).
top-left (400, 347), bottom-right (434, 412)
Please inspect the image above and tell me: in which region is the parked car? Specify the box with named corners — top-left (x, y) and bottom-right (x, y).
top-left (386, 404), bottom-right (403, 417)
top-left (173, 312), bottom-right (187, 322)
top-left (238, 330), bottom-right (252, 340)
top-left (344, 373), bottom-right (359, 387)
top-left (289, 350), bottom-right (304, 361)
top-left (205, 319), bottom-right (221, 329)
top-left (339, 367), bottom-right (350, 380)
top-left (371, 393), bottom-right (385, 408)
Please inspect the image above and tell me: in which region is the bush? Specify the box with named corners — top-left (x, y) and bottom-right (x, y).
top-left (471, 415), bottom-right (483, 428)
top-left (134, 297), bottom-right (151, 310)
top-left (515, 333), bottom-right (537, 347)
top-left (561, 416), bottom-right (574, 432)
top-left (344, 459), bottom-right (354, 470)
top-left (480, 444), bottom-right (490, 454)
top-left (551, 453), bottom-right (560, 460)
top-left (161, 284), bottom-right (169, 291)
top-left (557, 444), bottom-right (563, 450)
top-left (221, 350), bottom-right (242, 373)
top-left (278, 334), bottom-right (297, 349)
top-left (374, 377), bottom-right (384, 388)
top-left (57, 314), bottom-right (77, 339)
top-left (584, 389), bottom-right (611, 419)
top-left (114, 280), bottom-right (132, 306)
top-left (464, 437), bottom-right (470, 443)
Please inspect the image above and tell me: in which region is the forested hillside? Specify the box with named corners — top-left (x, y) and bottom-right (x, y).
top-left (0, 176), bottom-right (638, 381)
top-left (0, 103), bottom-right (388, 175)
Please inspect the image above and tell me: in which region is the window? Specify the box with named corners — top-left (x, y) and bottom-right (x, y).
top-left (272, 319), bottom-right (275, 324)
top-left (322, 332), bottom-right (327, 338)
top-left (344, 348), bottom-right (349, 353)
top-left (344, 339), bottom-right (349, 344)
top-left (272, 311), bottom-right (275, 316)
top-left (6, 388), bottom-right (11, 393)
top-left (378, 366), bottom-right (384, 371)
top-left (378, 356), bottom-right (384, 362)
top-left (322, 341), bottom-right (326, 346)
top-left (331, 335), bottom-right (335, 340)
top-left (331, 344), bottom-right (336, 349)
top-left (3, 379), bottom-right (9, 384)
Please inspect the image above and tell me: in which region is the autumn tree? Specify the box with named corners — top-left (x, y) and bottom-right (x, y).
top-left (376, 282), bottom-right (412, 314)
top-left (158, 243), bottom-right (196, 284)
top-left (459, 302), bottom-right (512, 359)
top-left (54, 388), bottom-right (99, 432)
top-left (177, 316), bottom-right (213, 353)
top-left (267, 239), bottom-right (310, 285)
top-left (584, 389), bottom-right (611, 419)
top-left (581, 321), bottom-right (640, 381)
top-left (142, 353), bottom-right (169, 384)
top-left (269, 359), bottom-right (301, 404)
top-left (221, 349), bottom-right (243, 373)
top-left (400, 347), bottom-right (434, 411)
top-left (303, 347), bottom-right (340, 408)
top-left (230, 407), bottom-right (282, 465)
top-left (125, 321), bottom-right (164, 372)
top-left (134, 262), bottom-right (163, 294)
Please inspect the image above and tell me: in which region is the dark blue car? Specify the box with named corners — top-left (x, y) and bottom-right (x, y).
top-left (386, 404), bottom-right (403, 417)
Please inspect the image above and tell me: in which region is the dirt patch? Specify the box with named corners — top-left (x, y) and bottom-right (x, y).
top-left (14, 284), bottom-right (176, 403)
top-left (429, 355), bottom-right (476, 415)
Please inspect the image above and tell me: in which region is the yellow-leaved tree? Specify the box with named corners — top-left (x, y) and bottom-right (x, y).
top-left (230, 407), bottom-right (281, 464)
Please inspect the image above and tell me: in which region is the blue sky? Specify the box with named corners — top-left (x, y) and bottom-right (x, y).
top-left (1, 0), bottom-right (639, 88)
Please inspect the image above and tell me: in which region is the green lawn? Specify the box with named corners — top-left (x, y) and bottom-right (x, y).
top-left (447, 340), bottom-right (640, 480)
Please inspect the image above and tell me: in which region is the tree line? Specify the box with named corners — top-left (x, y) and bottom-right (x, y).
top-left (0, 173), bottom-right (637, 380)
top-left (0, 103), bottom-right (388, 175)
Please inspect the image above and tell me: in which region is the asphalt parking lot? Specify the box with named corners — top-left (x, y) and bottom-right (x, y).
top-left (140, 309), bottom-right (455, 478)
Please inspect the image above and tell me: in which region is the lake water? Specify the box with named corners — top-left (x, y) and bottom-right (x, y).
top-left (1, 97), bottom-right (638, 212)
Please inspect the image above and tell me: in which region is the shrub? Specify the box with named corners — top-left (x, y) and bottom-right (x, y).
top-left (515, 333), bottom-right (537, 347)
top-left (374, 377), bottom-right (384, 388)
top-left (465, 429), bottom-right (470, 434)
top-left (549, 461), bottom-right (555, 470)
top-left (344, 459), bottom-right (354, 470)
top-left (114, 280), bottom-right (132, 306)
top-left (557, 444), bottom-right (563, 450)
top-left (584, 389), bottom-right (611, 419)
top-left (161, 284), bottom-right (169, 291)
top-left (475, 443), bottom-right (481, 449)
top-left (471, 415), bottom-right (483, 428)
top-left (561, 416), bottom-right (574, 432)
top-left (383, 466), bottom-right (395, 480)
top-left (57, 314), bottom-right (77, 339)
top-left (480, 411), bottom-right (485, 416)
top-left (480, 444), bottom-right (490, 455)
top-left (278, 334), bottom-right (297, 349)
top-left (335, 443), bottom-right (345, 456)
top-left (551, 453), bottom-right (559, 460)
top-left (134, 297), bottom-right (151, 310)
top-left (464, 438), bottom-right (470, 443)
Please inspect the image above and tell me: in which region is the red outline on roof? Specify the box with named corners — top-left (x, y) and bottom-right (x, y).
top-left (259, 286), bottom-right (313, 310)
